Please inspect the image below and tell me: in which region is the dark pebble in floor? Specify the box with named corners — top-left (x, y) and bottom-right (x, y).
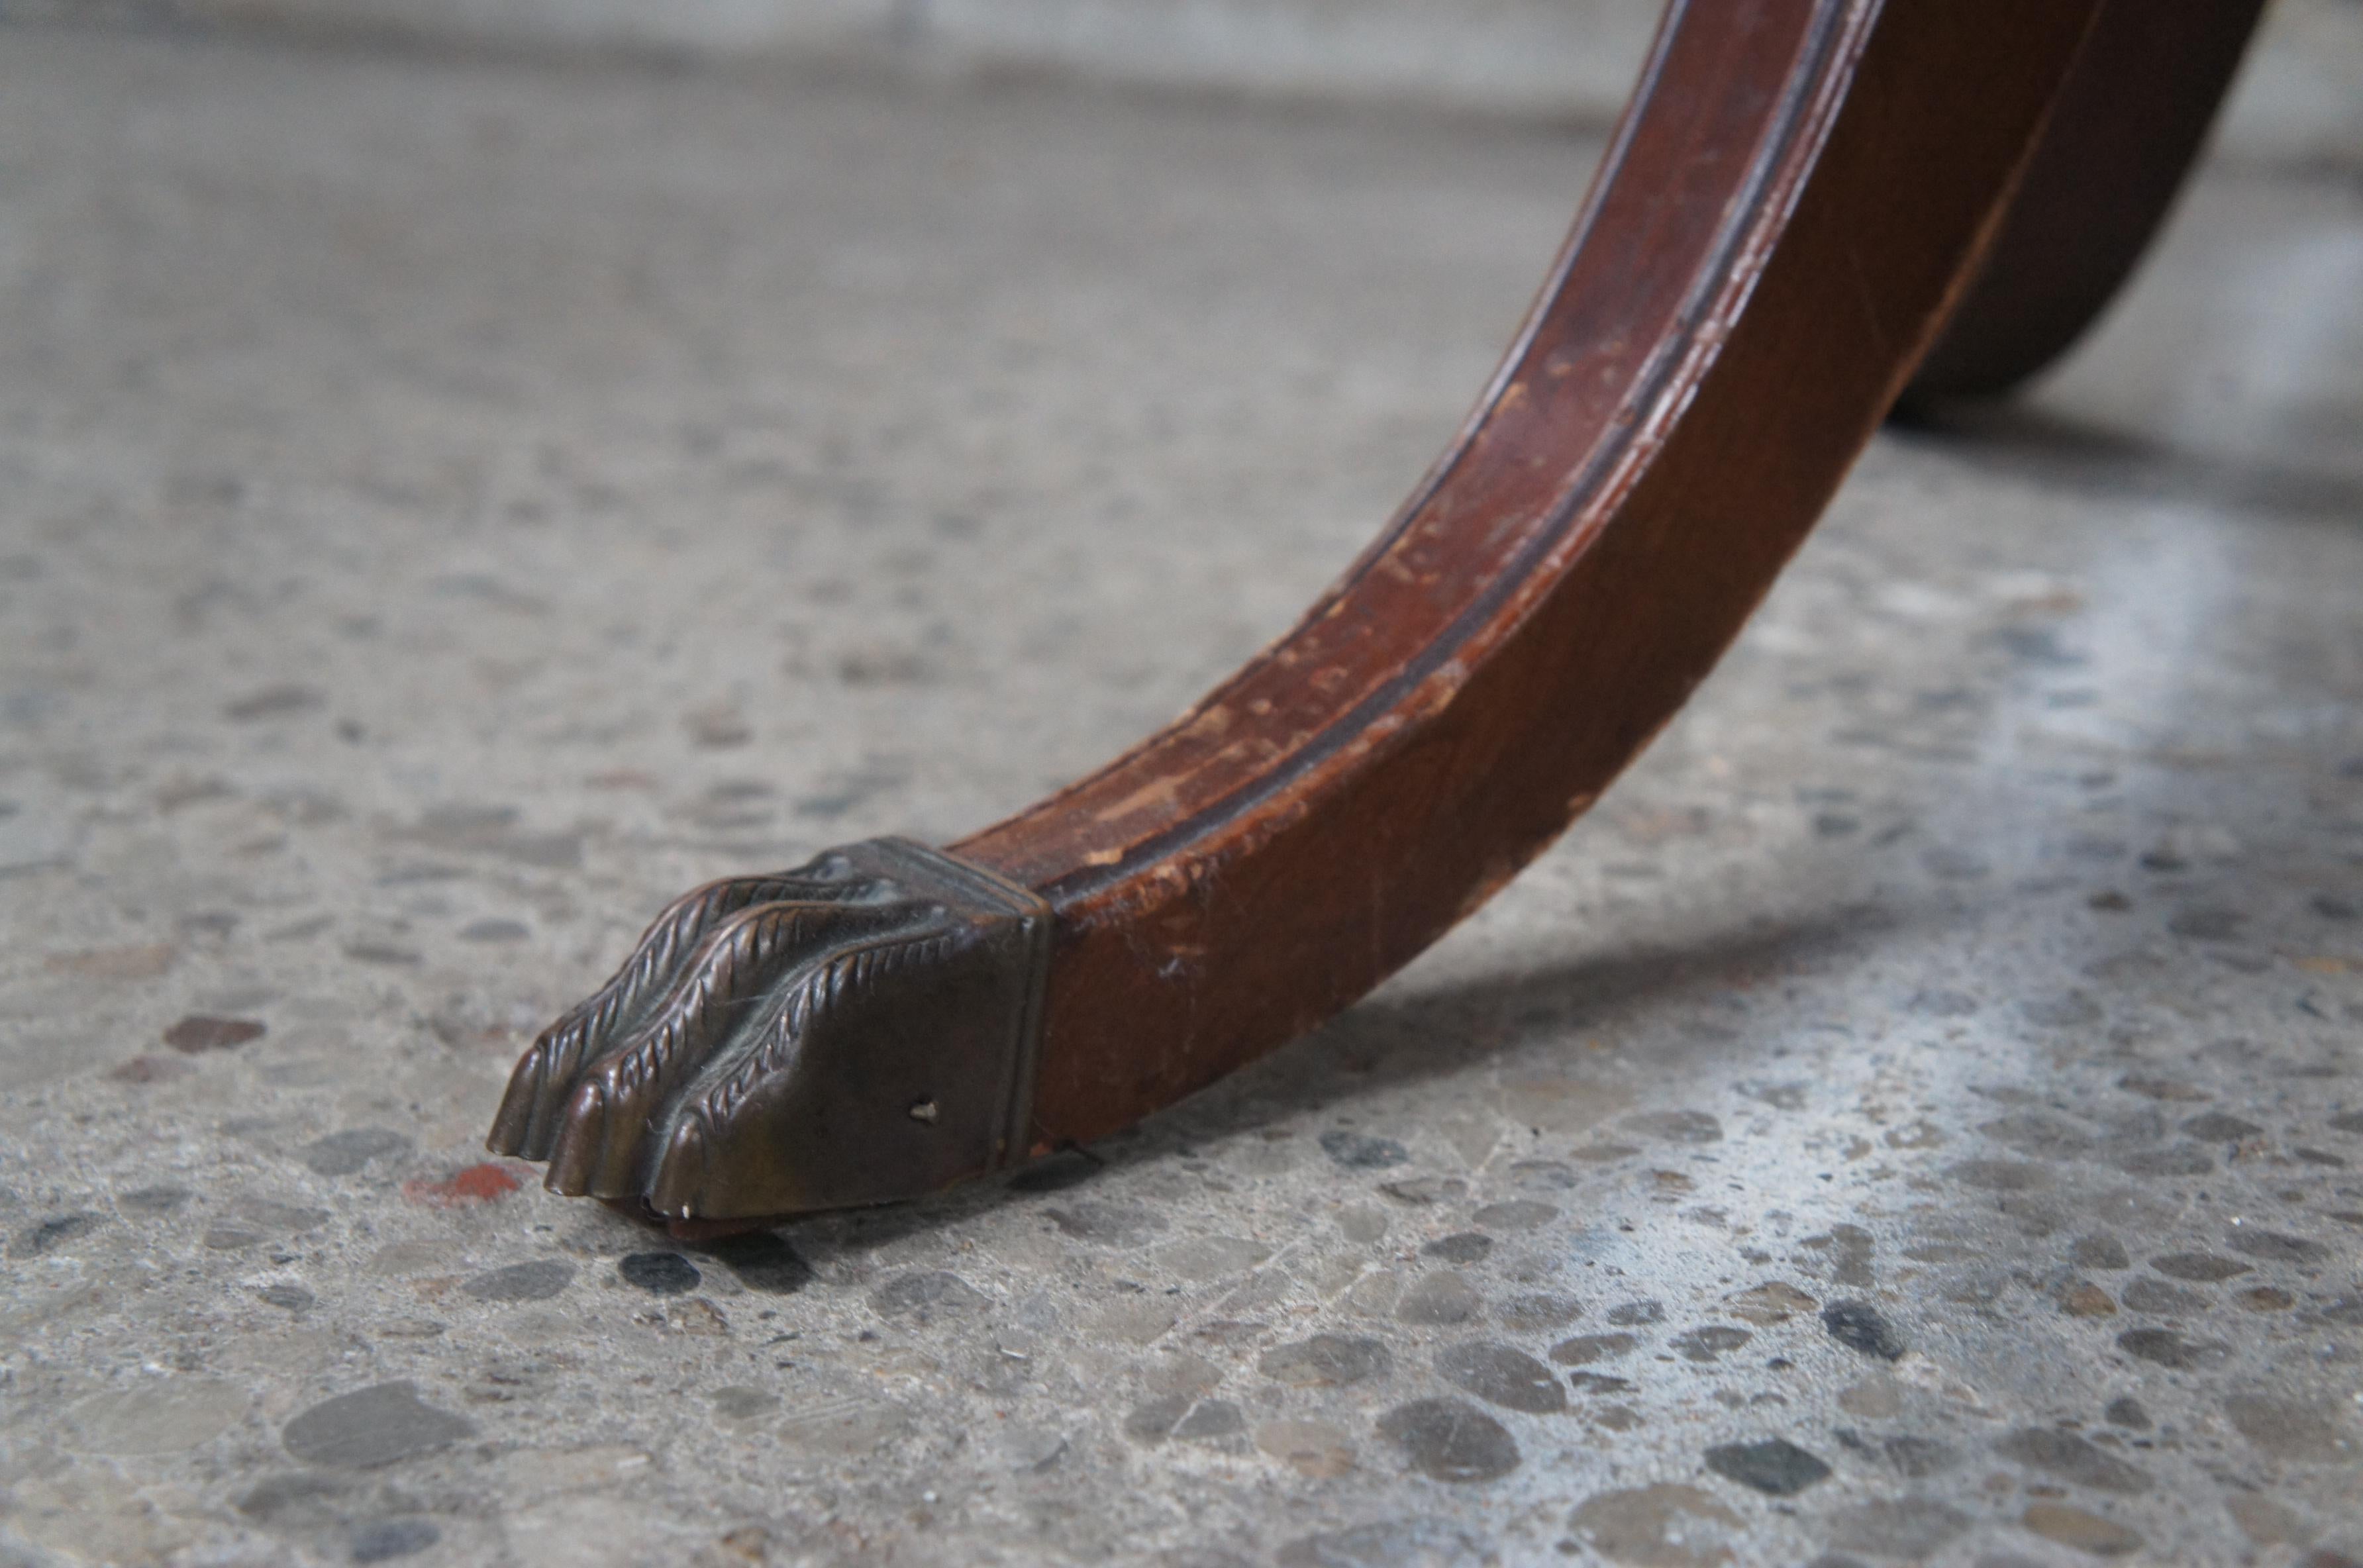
top-left (2071, 1235), bottom-right (2130, 1270)
top-left (1626, 1110), bottom-right (1723, 1144)
top-left (15, 1213), bottom-right (104, 1257)
top-left (1550, 1333), bottom-right (1638, 1365)
top-left (1671, 1326), bottom-right (1752, 1363)
top-left (1395, 1271), bottom-right (1480, 1325)
top-left (2225, 1228), bottom-right (2323, 1263)
top-left (1821, 1300), bottom-right (1905, 1359)
top-left (1260, 1334), bottom-right (1391, 1388)
top-left (282, 1383), bottom-right (476, 1468)
top-left (1472, 1200), bottom-right (1557, 1229)
top-left (1496, 1292), bottom-right (1582, 1331)
top-left (1170, 1400), bottom-right (1244, 1441)
top-left (462, 1259), bottom-right (575, 1302)
top-left (1126, 1394), bottom-right (1242, 1443)
top-left (1566, 1372), bottom-right (1634, 1396)
top-left (1319, 1130), bottom-right (1408, 1169)
top-left (164, 1014), bottom-right (265, 1052)
top-left (118, 1185), bottom-right (191, 1215)
top-left (619, 1251), bottom-right (701, 1295)
top-left (1421, 1232), bottom-right (1493, 1264)
top-left (1377, 1398), bottom-right (1521, 1482)
top-left (2121, 1278), bottom-right (2209, 1315)
top-left (1994, 1428), bottom-right (2152, 1494)
top-left (2117, 1328), bottom-right (2229, 1369)
top-left (1883, 1435), bottom-right (1955, 1477)
top-left (352, 1518), bottom-right (441, 1563)
top-left (1435, 1342), bottom-right (1566, 1414)
top-left (1705, 1437), bottom-right (1832, 1496)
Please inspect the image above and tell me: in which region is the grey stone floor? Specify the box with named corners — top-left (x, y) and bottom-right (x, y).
top-left (2, 25), bottom-right (2360, 1568)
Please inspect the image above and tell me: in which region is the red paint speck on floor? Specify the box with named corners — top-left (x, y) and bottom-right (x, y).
top-left (403, 1162), bottom-right (527, 1207)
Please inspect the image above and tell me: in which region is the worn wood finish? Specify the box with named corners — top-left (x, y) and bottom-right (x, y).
top-left (1907, 0), bottom-right (2267, 401)
top-left (952, 0), bottom-right (2107, 1155)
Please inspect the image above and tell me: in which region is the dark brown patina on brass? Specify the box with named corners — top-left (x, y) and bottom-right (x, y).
top-left (487, 838), bottom-right (1050, 1220)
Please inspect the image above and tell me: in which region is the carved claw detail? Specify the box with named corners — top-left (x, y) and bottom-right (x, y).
top-left (488, 839), bottom-right (1051, 1220)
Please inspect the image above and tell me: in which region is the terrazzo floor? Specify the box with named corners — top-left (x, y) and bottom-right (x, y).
top-left (1, 23), bottom-right (2360, 1568)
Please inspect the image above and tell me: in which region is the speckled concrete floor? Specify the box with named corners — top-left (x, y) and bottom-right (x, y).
top-left (2, 24), bottom-right (2360, 1568)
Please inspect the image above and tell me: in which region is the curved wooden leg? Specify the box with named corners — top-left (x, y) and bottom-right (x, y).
top-left (493, 0), bottom-right (2113, 1225)
top-left (1905, 0), bottom-right (2267, 401)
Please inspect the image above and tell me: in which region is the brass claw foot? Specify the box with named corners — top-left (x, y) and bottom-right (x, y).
top-left (489, 839), bottom-right (1051, 1221)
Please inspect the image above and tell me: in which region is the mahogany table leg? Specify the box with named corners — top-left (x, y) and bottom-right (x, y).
top-left (1906, 0), bottom-right (2268, 401)
top-left (493, 0), bottom-right (2118, 1225)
